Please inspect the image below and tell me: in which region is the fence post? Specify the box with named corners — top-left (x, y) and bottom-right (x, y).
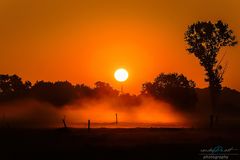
top-left (88, 120), bottom-right (90, 132)
top-left (62, 116), bottom-right (67, 128)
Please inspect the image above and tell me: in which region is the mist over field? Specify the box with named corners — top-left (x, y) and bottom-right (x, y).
top-left (0, 96), bottom-right (189, 128)
top-left (0, 74), bottom-right (240, 129)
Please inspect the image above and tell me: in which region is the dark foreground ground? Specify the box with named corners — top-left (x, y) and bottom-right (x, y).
top-left (0, 128), bottom-right (240, 160)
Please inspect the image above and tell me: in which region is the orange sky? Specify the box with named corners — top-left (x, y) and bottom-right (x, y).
top-left (0, 0), bottom-right (239, 94)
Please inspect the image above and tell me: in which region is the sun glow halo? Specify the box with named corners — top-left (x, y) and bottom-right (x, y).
top-left (114, 68), bottom-right (128, 82)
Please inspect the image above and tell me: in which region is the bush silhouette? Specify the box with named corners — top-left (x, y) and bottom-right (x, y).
top-left (142, 73), bottom-right (197, 111)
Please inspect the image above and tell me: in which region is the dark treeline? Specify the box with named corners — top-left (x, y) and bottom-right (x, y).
top-left (0, 73), bottom-right (240, 114)
top-left (0, 73), bottom-right (198, 111)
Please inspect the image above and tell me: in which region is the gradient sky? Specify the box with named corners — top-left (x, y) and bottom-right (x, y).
top-left (0, 0), bottom-right (239, 94)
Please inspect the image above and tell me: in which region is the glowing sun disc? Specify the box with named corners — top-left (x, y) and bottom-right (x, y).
top-left (114, 68), bottom-right (128, 82)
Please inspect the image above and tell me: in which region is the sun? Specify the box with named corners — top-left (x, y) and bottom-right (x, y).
top-left (114, 68), bottom-right (128, 82)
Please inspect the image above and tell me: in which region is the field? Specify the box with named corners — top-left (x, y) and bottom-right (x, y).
top-left (0, 128), bottom-right (240, 160)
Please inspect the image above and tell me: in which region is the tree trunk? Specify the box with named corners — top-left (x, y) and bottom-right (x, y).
top-left (209, 88), bottom-right (216, 128)
top-left (209, 81), bottom-right (219, 128)
top-left (207, 68), bottom-right (218, 129)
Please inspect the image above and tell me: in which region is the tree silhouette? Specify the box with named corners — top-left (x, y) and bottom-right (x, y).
top-left (142, 73), bottom-right (197, 111)
top-left (94, 81), bottom-right (119, 98)
top-left (31, 81), bottom-right (77, 106)
top-left (184, 20), bottom-right (237, 127)
top-left (75, 84), bottom-right (94, 98)
top-left (0, 74), bottom-right (31, 102)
